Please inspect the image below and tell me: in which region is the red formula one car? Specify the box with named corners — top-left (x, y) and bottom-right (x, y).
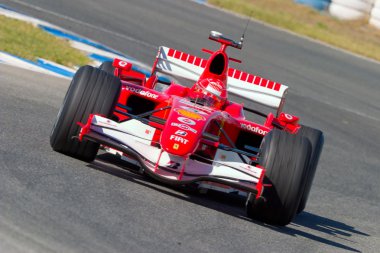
top-left (50, 31), bottom-right (324, 226)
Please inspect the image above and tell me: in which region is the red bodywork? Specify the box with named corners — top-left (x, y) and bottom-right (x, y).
top-left (80, 32), bottom-right (302, 196)
top-left (111, 35), bottom-right (300, 147)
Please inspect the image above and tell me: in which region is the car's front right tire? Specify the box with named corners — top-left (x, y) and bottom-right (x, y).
top-left (50, 65), bottom-right (121, 162)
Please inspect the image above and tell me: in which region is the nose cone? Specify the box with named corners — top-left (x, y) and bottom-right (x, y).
top-left (161, 99), bottom-right (209, 156)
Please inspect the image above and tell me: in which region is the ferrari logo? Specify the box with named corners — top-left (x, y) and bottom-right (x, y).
top-left (173, 144), bottom-right (180, 150)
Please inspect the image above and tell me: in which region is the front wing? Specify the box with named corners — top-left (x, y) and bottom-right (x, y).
top-left (79, 115), bottom-right (265, 196)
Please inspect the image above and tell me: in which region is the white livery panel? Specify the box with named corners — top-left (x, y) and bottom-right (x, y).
top-left (89, 115), bottom-right (263, 184)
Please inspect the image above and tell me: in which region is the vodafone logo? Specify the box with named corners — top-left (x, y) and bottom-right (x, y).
top-left (126, 86), bottom-right (158, 99)
top-left (114, 59), bottom-right (131, 70)
top-left (118, 61), bottom-right (129, 67)
top-left (241, 123), bottom-right (268, 135)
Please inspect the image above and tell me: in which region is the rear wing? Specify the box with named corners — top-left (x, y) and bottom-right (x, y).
top-left (155, 46), bottom-right (288, 112)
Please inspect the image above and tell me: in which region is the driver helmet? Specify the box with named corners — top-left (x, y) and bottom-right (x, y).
top-left (190, 78), bottom-right (226, 108)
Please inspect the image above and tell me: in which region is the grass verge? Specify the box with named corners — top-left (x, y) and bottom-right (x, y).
top-left (0, 15), bottom-right (90, 67)
top-left (209, 0), bottom-right (380, 62)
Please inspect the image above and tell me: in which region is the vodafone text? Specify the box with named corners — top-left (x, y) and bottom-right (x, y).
top-left (126, 86), bottom-right (158, 99)
top-left (241, 123), bottom-right (268, 135)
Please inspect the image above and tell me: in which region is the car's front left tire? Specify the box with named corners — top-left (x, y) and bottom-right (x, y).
top-left (246, 129), bottom-right (311, 226)
top-left (99, 61), bottom-right (115, 75)
top-left (296, 125), bottom-right (324, 213)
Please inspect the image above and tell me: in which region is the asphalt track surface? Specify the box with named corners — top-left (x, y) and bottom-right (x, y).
top-left (1, 0), bottom-right (380, 252)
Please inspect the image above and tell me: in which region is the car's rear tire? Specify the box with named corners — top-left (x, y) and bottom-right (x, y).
top-left (296, 125), bottom-right (324, 213)
top-left (246, 129), bottom-right (311, 226)
top-left (99, 61), bottom-right (115, 75)
top-left (50, 65), bottom-right (121, 162)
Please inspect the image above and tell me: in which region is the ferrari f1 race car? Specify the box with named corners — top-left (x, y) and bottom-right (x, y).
top-left (50, 31), bottom-right (324, 226)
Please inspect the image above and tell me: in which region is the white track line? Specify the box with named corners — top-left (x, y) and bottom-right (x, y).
top-left (0, 52), bottom-right (72, 79)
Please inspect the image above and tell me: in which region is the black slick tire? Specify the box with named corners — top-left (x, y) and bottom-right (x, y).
top-left (50, 65), bottom-right (121, 162)
top-left (246, 129), bottom-right (311, 226)
top-left (296, 125), bottom-right (324, 213)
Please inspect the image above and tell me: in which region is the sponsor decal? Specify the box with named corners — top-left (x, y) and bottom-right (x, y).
top-left (97, 119), bottom-right (117, 127)
top-left (204, 79), bottom-right (223, 96)
top-left (126, 86), bottom-right (158, 99)
top-left (178, 117), bottom-right (196, 125)
top-left (145, 129), bottom-right (151, 135)
top-left (241, 123), bottom-right (268, 135)
top-left (240, 164), bottom-right (253, 170)
top-left (284, 113), bottom-right (293, 120)
top-left (170, 135), bottom-right (189, 144)
top-left (179, 100), bottom-right (213, 112)
top-left (279, 112), bottom-right (299, 123)
top-left (175, 130), bottom-right (188, 136)
top-left (173, 143), bottom-right (180, 150)
top-left (239, 165), bottom-right (260, 176)
top-left (180, 106), bottom-right (208, 115)
top-left (118, 61), bottom-right (129, 67)
top-left (175, 109), bottom-right (205, 121)
top-left (171, 123), bottom-right (197, 133)
top-left (114, 59), bottom-right (132, 70)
